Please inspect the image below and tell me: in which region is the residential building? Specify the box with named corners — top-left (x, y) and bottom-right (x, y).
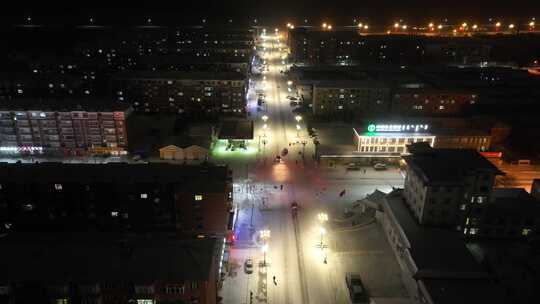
top-left (0, 99), bottom-right (130, 156)
top-left (403, 144), bottom-right (502, 229)
top-left (391, 89), bottom-right (478, 116)
top-left (368, 190), bottom-right (506, 304)
top-left (0, 163), bottom-right (233, 237)
top-left (312, 80), bottom-right (390, 117)
top-left (0, 233), bottom-right (224, 304)
top-left (113, 71), bottom-right (247, 115)
top-left (402, 143), bottom-right (540, 239)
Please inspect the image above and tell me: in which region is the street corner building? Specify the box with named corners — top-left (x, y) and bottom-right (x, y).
top-left (0, 233), bottom-right (224, 304)
top-left (0, 162), bottom-right (234, 238)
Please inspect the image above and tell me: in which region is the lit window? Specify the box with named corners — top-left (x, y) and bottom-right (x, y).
top-left (55, 184), bottom-right (63, 190)
top-left (469, 228), bottom-right (478, 235)
top-left (460, 204), bottom-right (466, 210)
top-left (55, 299), bottom-right (68, 304)
top-left (141, 193), bottom-right (148, 199)
top-left (195, 195), bottom-right (203, 201)
top-left (439, 105), bottom-right (445, 110)
top-left (522, 228), bottom-right (532, 236)
top-left (465, 217), bottom-right (470, 225)
top-left (137, 300), bottom-right (155, 304)
top-left (111, 211), bottom-right (119, 217)
top-left (477, 196), bottom-right (486, 204)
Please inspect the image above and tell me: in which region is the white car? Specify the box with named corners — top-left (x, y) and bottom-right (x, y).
top-left (373, 163), bottom-right (387, 170)
top-left (244, 259), bottom-right (254, 274)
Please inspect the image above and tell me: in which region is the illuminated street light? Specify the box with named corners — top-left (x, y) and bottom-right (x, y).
top-left (287, 80), bottom-right (293, 86)
top-left (496, 22), bottom-right (502, 28)
top-left (327, 25), bottom-right (332, 30)
top-left (290, 25), bottom-right (295, 29)
top-left (358, 23), bottom-right (363, 28)
top-left (364, 24), bottom-right (369, 30)
top-left (322, 22), bottom-right (327, 29)
top-left (472, 24), bottom-right (478, 30)
top-left (317, 212), bottom-right (328, 222)
top-left (509, 23), bottom-right (515, 29)
top-left (428, 22), bottom-right (434, 28)
top-left (260, 229), bottom-right (271, 266)
top-left (394, 22), bottom-right (400, 29)
top-left (287, 22), bottom-right (291, 28)
top-left (296, 124), bottom-right (301, 137)
top-left (530, 21), bottom-right (536, 28)
top-left (274, 28), bottom-right (278, 32)
top-left (438, 24), bottom-right (443, 30)
top-left (462, 22), bottom-right (468, 28)
top-left (319, 226), bottom-right (327, 248)
top-left (295, 115), bottom-right (302, 123)
top-left (402, 25), bottom-right (408, 30)
top-left (262, 115), bottom-right (268, 122)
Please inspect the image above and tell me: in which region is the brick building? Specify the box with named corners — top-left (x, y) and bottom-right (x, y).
top-left (0, 163), bottom-right (233, 237)
top-left (113, 71), bottom-right (247, 115)
top-left (0, 233), bottom-right (223, 304)
top-left (0, 99), bottom-right (130, 156)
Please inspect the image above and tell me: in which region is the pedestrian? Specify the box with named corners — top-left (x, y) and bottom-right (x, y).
top-left (273, 276), bottom-right (277, 285)
top-left (363, 169), bottom-right (366, 174)
top-left (280, 184), bottom-right (283, 190)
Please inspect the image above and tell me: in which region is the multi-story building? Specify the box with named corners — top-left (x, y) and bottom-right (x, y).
top-left (391, 89), bottom-right (478, 116)
top-left (0, 163), bottom-right (233, 237)
top-left (402, 143), bottom-right (540, 239)
top-left (311, 80), bottom-right (390, 117)
top-left (0, 234), bottom-right (224, 304)
top-left (0, 99), bottom-right (130, 156)
top-left (113, 71), bottom-right (247, 115)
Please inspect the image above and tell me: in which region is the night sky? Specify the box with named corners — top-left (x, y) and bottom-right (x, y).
top-left (3, 1), bottom-right (540, 26)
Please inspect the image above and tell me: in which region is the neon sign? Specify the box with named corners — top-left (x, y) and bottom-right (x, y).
top-left (367, 124), bottom-right (429, 133)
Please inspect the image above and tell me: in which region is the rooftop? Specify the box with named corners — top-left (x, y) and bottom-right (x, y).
top-left (218, 120), bottom-right (254, 140)
top-left (403, 144), bottom-right (502, 185)
top-left (0, 98), bottom-right (130, 112)
top-left (0, 233), bottom-right (219, 283)
top-left (0, 163), bottom-right (229, 191)
top-left (384, 189), bottom-right (487, 278)
top-left (114, 70), bottom-right (246, 81)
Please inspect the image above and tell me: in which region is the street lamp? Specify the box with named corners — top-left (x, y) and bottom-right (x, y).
top-left (287, 80), bottom-right (293, 86)
top-left (319, 226), bottom-right (326, 248)
top-left (260, 229), bottom-right (271, 266)
top-left (262, 115), bottom-right (268, 122)
top-left (295, 115), bottom-right (302, 123)
top-left (262, 124), bottom-right (268, 137)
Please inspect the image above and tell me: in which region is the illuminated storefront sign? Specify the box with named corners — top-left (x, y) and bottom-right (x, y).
top-left (367, 124), bottom-right (429, 133)
top-left (0, 146), bottom-right (43, 153)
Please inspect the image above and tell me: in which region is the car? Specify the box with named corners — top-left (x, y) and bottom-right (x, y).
top-left (373, 163), bottom-right (387, 170)
top-left (345, 273), bottom-right (368, 304)
top-left (346, 163), bottom-right (361, 171)
top-left (244, 259), bottom-right (254, 274)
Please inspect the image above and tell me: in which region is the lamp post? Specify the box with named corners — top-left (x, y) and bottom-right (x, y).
top-left (260, 229), bottom-right (271, 266)
top-left (319, 226), bottom-right (326, 248)
top-left (296, 124), bottom-right (301, 137)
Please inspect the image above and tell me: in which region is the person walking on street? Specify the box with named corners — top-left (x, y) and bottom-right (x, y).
top-left (273, 276), bottom-right (277, 285)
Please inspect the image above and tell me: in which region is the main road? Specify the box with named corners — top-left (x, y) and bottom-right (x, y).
top-left (218, 32), bottom-right (405, 304)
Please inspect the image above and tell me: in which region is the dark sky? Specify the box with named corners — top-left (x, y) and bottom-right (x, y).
top-left (3, 0), bottom-right (540, 26)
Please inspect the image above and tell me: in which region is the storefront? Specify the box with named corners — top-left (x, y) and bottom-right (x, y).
top-left (353, 123), bottom-right (435, 155)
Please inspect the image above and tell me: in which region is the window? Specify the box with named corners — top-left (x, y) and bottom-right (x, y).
top-left (111, 211), bottom-right (119, 217)
top-left (166, 285), bottom-right (185, 294)
top-left (141, 193), bottom-right (148, 199)
top-left (195, 195), bottom-right (203, 201)
top-left (522, 228), bottom-right (532, 236)
top-left (191, 281), bottom-right (198, 290)
top-left (137, 300), bottom-right (155, 304)
top-left (477, 196), bottom-right (486, 204)
top-left (469, 228), bottom-right (478, 235)
top-left (460, 204), bottom-right (467, 211)
top-left (55, 184), bottom-right (63, 190)
top-left (55, 299), bottom-right (68, 304)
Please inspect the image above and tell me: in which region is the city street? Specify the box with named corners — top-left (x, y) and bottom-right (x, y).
top-left (217, 31), bottom-right (408, 304)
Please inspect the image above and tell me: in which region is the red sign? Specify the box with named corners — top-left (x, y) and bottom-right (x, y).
top-left (480, 152), bottom-right (502, 158)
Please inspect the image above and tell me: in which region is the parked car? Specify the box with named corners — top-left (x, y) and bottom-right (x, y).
top-left (244, 259), bottom-right (254, 274)
top-left (373, 163), bottom-right (387, 170)
top-left (345, 273), bottom-right (368, 304)
top-left (346, 163), bottom-right (361, 171)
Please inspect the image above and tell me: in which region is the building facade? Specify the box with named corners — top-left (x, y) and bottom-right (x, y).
top-left (0, 235), bottom-right (223, 304)
top-left (353, 124), bottom-right (435, 155)
top-left (0, 101), bottom-right (130, 156)
top-left (391, 89), bottom-right (478, 116)
top-left (0, 163), bottom-right (233, 237)
top-left (113, 72), bottom-right (247, 115)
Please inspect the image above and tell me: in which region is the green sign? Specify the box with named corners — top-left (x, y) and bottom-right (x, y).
top-left (367, 124), bottom-right (376, 132)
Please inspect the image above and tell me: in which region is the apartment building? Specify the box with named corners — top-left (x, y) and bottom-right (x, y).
top-left (391, 89), bottom-right (478, 116)
top-left (0, 234), bottom-right (223, 304)
top-left (113, 71), bottom-right (247, 115)
top-left (402, 143), bottom-right (540, 239)
top-left (0, 163), bottom-right (233, 237)
top-left (0, 99), bottom-right (130, 156)
top-left (311, 80), bottom-right (390, 117)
